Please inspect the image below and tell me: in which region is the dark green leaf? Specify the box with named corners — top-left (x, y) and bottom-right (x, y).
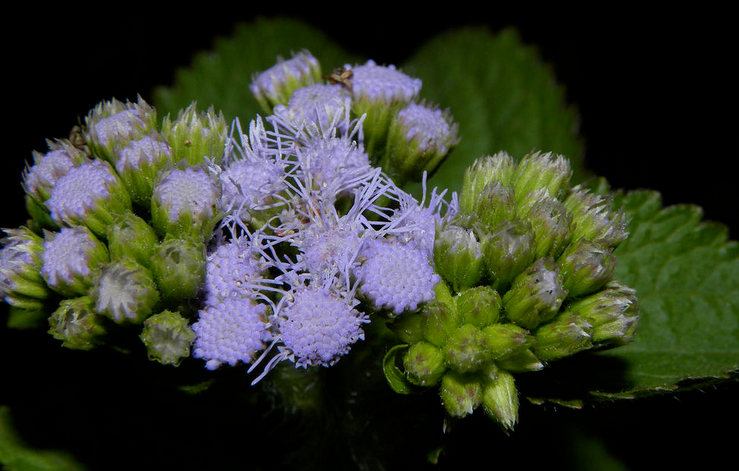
top-left (382, 344), bottom-right (416, 395)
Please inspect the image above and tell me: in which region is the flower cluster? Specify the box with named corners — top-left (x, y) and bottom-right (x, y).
top-left (386, 151), bottom-right (640, 429)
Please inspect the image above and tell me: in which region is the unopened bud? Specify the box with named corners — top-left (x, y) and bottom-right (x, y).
top-left (565, 282), bottom-right (640, 346)
top-left (481, 323), bottom-right (534, 360)
top-left (140, 310), bottom-right (196, 366)
top-left (503, 258), bottom-right (567, 329)
top-left (48, 296), bottom-right (108, 350)
top-left (403, 341), bottom-right (447, 386)
top-left (511, 151), bottom-right (572, 203)
top-left (91, 259), bottom-right (160, 324)
top-left (445, 324), bottom-right (489, 373)
top-left (434, 225), bottom-right (485, 292)
top-left (161, 103), bottom-right (227, 166)
top-left (456, 285), bottom-right (501, 328)
top-left (439, 371), bottom-right (482, 418)
top-left (480, 220), bottom-right (537, 291)
top-left (558, 238), bottom-right (617, 297)
top-left (149, 236), bottom-right (207, 305)
top-left (533, 314), bottom-right (594, 361)
top-left (459, 152), bottom-right (517, 214)
top-left (482, 369), bottom-right (518, 431)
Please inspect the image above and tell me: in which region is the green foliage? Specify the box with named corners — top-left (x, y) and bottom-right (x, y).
top-left (597, 190), bottom-right (739, 396)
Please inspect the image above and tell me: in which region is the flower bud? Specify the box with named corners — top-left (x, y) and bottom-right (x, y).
top-left (445, 324), bottom-right (490, 373)
top-left (482, 369), bottom-right (518, 431)
top-left (439, 371), bottom-right (482, 418)
top-left (456, 285), bottom-right (501, 328)
top-left (496, 348), bottom-right (544, 373)
top-left (348, 60), bottom-right (422, 159)
top-left (511, 151), bottom-right (572, 204)
top-left (503, 258), bottom-right (567, 329)
top-left (533, 314), bottom-right (594, 361)
top-left (44, 159), bottom-right (133, 239)
top-left (85, 97), bottom-right (157, 164)
top-left (149, 235), bottom-right (207, 305)
top-left (459, 152), bottom-right (516, 215)
top-left (472, 180), bottom-right (516, 229)
top-left (517, 189), bottom-right (572, 260)
top-left (480, 219), bottom-right (537, 291)
top-left (106, 213), bottom-right (160, 269)
top-left (557, 238), bottom-right (617, 297)
top-left (161, 103), bottom-right (227, 166)
top-left (383, 102), bottom-right (459, 185)
top-left (420, 299), bottom-right (459, 348)
top-left (564, 282), bottom-right (640, 346)
top-left (249, 51), bottom-right (322, 114)
top-left (150, 166), bottom-right (221, 242)
top-left (563, 185), bottom-right (629, 249)
top-left (434, 225), bottom-right (484, 292)
top-left (403, 341), bottom-right (447, 386)
top-left (40, 226), bottom-right (109, 298)
top-left (481, 323), bottom-right (534, 360)
top-left (140, 310), bottom-right (196, 366)
top-left (115, 133), bottom-right (174, 207)
top-left (22, 139), bottom-right (87, 205)
top-left (48, 296), bottom-right (108, 350)
top-left (0, 227), bottom-right (50, 310)
top-left (91, 259), bottom-right (161, 324)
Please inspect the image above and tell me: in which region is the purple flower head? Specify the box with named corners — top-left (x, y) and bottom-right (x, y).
top-left (116, 135), bottom-right (172, 173)
top-left (294, 134), bottom-right (372, 197)
top-left (218, 157), bottom-right (286, 219)
top-left (202, 235), bottom-right (267, 305)
top-left (151, 166), bottom-right (220, 240)
top-left (23, 143), bottom-right (87, 203)
top-left (273, 83), bottom-right (351, 131)
top-left (296, 220), bottom-right (366, 288)
top-left (354, 237), bottom-right (440, 315)
top-left (349, 60), bottom-right (422, 104)
top-left (192, 296), bottom-right (272, 370)
top-left (40, 226), bottom-right (109, 297)
top-left (250, 51), bottom-right (322, 112)
top-left (277, 284), bottom-right (367, 368)
top-left (45, 159), bottom-right (130, 234)
top-left (93, 109), bottom-right (146, 148)
top-left (396, 103), bottom-right (459, 155)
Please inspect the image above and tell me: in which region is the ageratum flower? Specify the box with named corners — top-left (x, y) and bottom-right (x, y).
top-left (250, 50), bottom-right (322, 114)
top-left (273, 82), bottom-right (351, 132)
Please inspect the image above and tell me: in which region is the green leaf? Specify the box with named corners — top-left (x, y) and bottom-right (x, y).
top-left (0, 406), bottom-right (88, 471)
top-left (382, 344), bottom-right (416, 395)
top-left (595, 190), bottom-right (739, 397)
top-left (401, 27), bottom-right (585, 196)
top-left (153, 17), bottom-right (360, 123)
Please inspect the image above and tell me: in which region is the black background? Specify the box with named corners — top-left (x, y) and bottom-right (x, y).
top-left (3, 8), bottom-right (737, 470)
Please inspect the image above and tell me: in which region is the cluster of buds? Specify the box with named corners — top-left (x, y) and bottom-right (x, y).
top-left (250, 51), bottom-right (459, 186)
top-left (1, 97), bottom-right (227, 364)
top-left (386, 151), bottom-right (639, 430)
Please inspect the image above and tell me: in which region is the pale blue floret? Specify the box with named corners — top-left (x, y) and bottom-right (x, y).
top-left (218, 157), bottom-right (286, 217)
top-left (192, 296), bottom-right (272, 370)
top-left (294, 134), bottom-right (372, 198)
top-left (348, 59), bottom-right (422, 103)
top-left (354, 237), bottom-right (441, 315)
top-left (45, 159), bottom-right (123, 229)
top-left (40, 226), bottom-right (107, 296)
top-left (397, 103), bottom-right (456, 154)
top-left (116, 135), bottom-right (172, 173)
top-left (273, 83), bottom-right (351, 131)
top-left (276, 284), bottom-right (367, 368)
top-left (93, 109), bottom-right (145, 148)
top-left (202, 235), bottom-right (266, 304)
top-left (23, 149), bottom-right (82, 202)
top-left (152, 167), bottom-right (220, 224)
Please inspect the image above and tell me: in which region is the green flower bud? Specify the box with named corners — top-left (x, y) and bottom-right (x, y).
top-left (564, 282), bottom-right (640, 346)
top-left (533, 314), bottom-right (594, 362)
top-left (473, 180), bottom-right (516, 229)
top-left (481, 323), bottom-right (535, 360)
top-left (511, 151), bottom-right (572, 204)
top-left (563, 185), bottom-right (629, 249)
top-left (558, 238), bottom-right (617, 297)
top-left (0, 227), bottom-right (50, 310)
top-left (517, 189), bottom-right (573, 260)
top-left (140, 310), bottom-right (196, 366)
top-left (91, 259), bottom-right (160, 324)
top-left (249, 51), bottom-right (322, 114)
top-left (480, 220), bottom-right (537, 291)
top-left (439, 371), bottom-right (482, 418)
top-left (420, 299), bottom-right (460, 348)
top-left (434, 225), bottom-right (485, 292)
top-left (48, 296), bottom-right (108, 350)
top-left (161, 103), bottom-right (227, 166)
top-left (106, 213), bottom-right (160, 269)
top-left (85, 97), bottom-right (157, 164)
top-left (456, 285), bottom-right (501, 328)
top-left (482, 369), bottom-right (518, 431)
top-left (459, 152), bottom-right (517, 215)
top-left (149, 236), bottom-right (206, 305)
top-left (503, 258), bottom-right (567, 330)
top-left (445, 324), bottom-right (490, 373)
top-left (388, 311), bottom-right (425, 344)
top-left (403, 341), bottom-right (447, 386)
top-left (496, 348), bottom-right (544, 373)
top-left (114, 133), bottom-right (174, 207)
